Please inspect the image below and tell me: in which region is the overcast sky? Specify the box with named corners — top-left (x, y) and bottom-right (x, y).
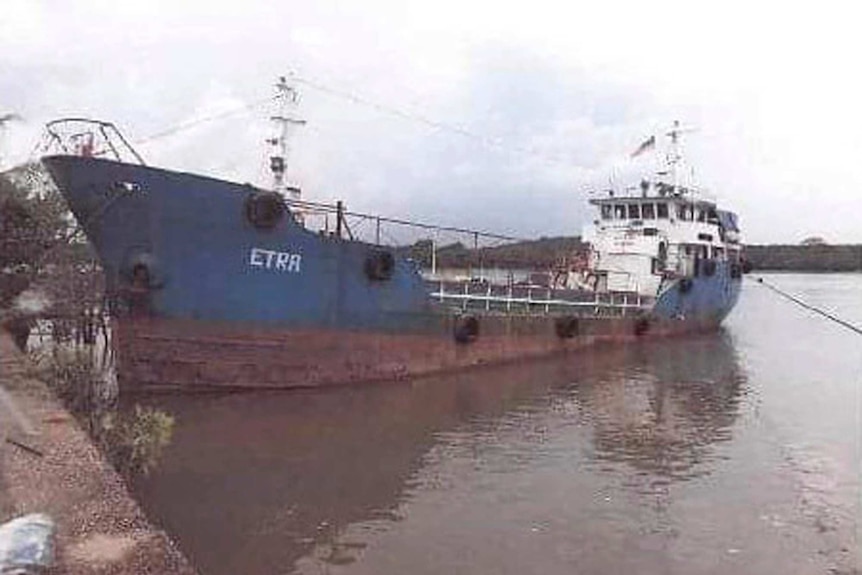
top-left (2, 0), bottom-right (860, 243)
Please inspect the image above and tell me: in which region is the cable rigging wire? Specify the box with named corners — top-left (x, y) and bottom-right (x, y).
top-left (133, 95), bottom-right (275, 146)
top-left (294, 76), bottom-right (492, 143)
top-left (31, 74), bottom-right (586, 176)
top-left (754, 276), bottom-right (862, 337)
top-left (291, 75), bottom-right (584, 169)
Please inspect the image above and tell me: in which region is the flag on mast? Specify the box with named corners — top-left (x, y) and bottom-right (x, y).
top-left (630, 135), bottom-right (655, 158)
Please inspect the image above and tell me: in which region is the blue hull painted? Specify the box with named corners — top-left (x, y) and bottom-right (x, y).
top-left (42, 154), bottom-right (742, 389)
top-left (653, 261), bottom-right (742, 324)
top-left (43, 155), bottom-right (437, 332)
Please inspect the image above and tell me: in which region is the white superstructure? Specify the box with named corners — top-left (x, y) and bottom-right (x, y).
top-left (580, 123), bottom-right (743, 296)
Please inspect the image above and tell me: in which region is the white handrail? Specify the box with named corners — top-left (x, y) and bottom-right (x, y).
top-left (429, 291), bottom-right (650, 312)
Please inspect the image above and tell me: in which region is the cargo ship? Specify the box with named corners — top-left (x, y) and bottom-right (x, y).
top-left (40, 80), bottom-right (744, 391)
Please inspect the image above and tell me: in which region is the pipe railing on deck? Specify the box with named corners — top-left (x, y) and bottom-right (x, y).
top-left (430, 280), bottom-right (651, 316)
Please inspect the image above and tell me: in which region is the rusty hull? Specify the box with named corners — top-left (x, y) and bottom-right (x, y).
top-left (114, 314), bottom-right (717, 391)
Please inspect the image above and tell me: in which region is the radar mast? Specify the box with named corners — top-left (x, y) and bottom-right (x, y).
top-left (268, 76), bottom-right (306, 202)
top-left (663, 120), bottom-right (695, 195)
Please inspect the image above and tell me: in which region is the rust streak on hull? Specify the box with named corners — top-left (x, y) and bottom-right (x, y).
top-left (115, 315), bottom-right (718, 392)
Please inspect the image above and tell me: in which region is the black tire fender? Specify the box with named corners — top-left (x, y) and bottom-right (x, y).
top-left (554, 316), bottom-right (580, 339)
top-left (122, 251), bottom-right (164, 289)
top-left (454, 315), bottom-right (480, 344)
top-left (245, 191), bottom-right (285, 230)
top-left (364, 250), bottom-right (396, 281)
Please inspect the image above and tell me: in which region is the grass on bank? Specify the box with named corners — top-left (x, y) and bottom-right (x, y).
top-left (28, 346), bottom-right (174, 479)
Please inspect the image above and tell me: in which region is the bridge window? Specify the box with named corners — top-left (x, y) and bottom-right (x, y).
top-left (707, 208), bottom-right (719, 224)
top-left (642, 203), bottom-right (655, 219)
top-left (656, 203), bottom-right (669, 218)
top-left (697, 209), bottom-right (706, 222)
top-left (677, 204), bottom-right (694, 221)
top-left (601, 205), bottom-right (612, 219)
top-left (628, 204), bottom-right (641, 219)
top-left (614, 205), bottom-right (626, 219)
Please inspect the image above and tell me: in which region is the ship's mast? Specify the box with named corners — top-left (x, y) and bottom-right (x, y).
top-left (658, 120), bottom-right (697, 196)
top-left (268, 76), bottom-right (306, 200)
top-left (666, 120), bottom-right (683, 194)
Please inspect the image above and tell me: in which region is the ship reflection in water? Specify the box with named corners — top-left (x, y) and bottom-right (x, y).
top-left (131, 333), bottom-right (747, 575)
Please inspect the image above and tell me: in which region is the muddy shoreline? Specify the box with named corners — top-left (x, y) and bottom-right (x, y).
top-left (0, 331), bottom-right (196, 574)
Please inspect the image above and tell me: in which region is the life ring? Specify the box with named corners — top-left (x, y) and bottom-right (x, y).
top-left (364, 250), bottom-right (396, 281)
top-left (633, 316), bottom-right (651, 336)
top-left (453, 315), bottom-right (480, 344)
top-left (678, 278), bottom-right (693, 294)
top-left (245, 191), bottom-right (285, 230)
top-left (554, 316), bottom-right (580, 339)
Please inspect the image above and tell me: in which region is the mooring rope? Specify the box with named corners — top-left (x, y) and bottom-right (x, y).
top-left (754, 276), bottom-right (862, 337)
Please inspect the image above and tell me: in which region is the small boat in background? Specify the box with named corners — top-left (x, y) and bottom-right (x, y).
top-left (40, 80), bottom-right (744, 391)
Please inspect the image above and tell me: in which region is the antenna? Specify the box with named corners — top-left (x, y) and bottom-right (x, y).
top-left (268, 75), bottom-right (306, 200)
top-left (663, 120), bottom-right (696, 195)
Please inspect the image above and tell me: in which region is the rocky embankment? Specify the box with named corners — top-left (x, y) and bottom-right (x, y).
top-left (0, 332), bottom-right (197, 574)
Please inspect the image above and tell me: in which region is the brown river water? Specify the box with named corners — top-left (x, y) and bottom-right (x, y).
top-left (130, 273), bottom-right (861, 575)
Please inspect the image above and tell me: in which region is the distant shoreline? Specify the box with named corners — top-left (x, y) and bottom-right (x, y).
top-left (744, 244), bottom-right (862, 272)
top-left (423, 238), bottom-right (862, 273)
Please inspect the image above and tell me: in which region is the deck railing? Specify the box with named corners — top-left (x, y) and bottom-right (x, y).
top-left (286, 197), bottom-right (536, 279)
top-left (287, 198), bottom-right (523, 245)
top-left (428, 280), bottom-right (652, 316)
top-left (37, 118), bottom-right (146, 165)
